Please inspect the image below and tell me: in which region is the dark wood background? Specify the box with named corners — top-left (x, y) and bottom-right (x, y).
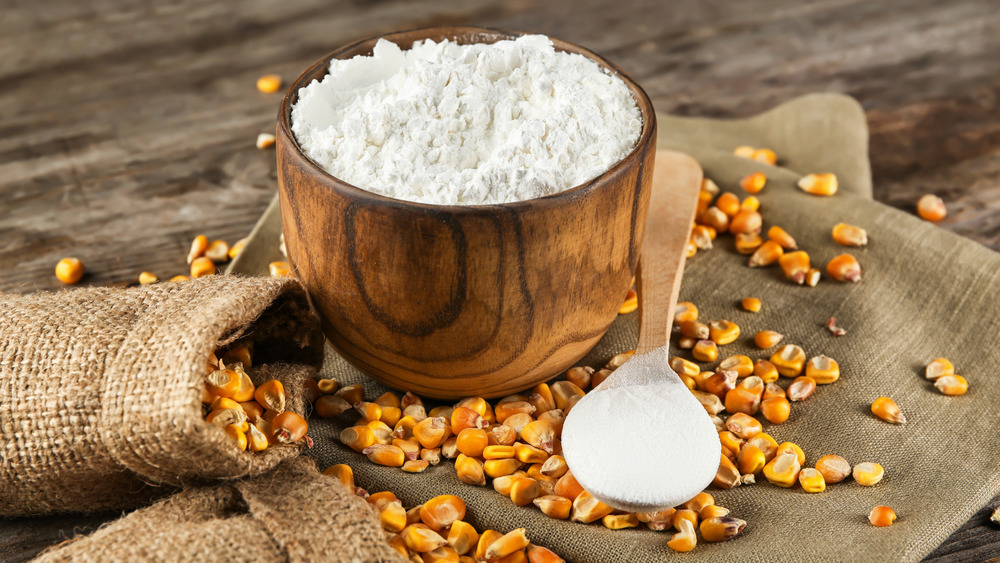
top-left (1, 0), bottom-right (999, 560)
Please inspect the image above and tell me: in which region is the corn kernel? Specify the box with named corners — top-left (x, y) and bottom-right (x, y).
top-left (709, 320), bottom-right (740, 345)
top-left (798, 467), bottom-right (826, 493)
top-left (247, 423), bottom-right (269, 452)
top-left (853, 462), bottom-right (885, 486)
top-left (255, 133), bottom-right (276, 150)
top-left (190, 256), bottom-right (216, 278)
top-left (734, 233), bottom-right (763, 254)
top-left (419, 495), bottom-right (466, 531)
top-left (917, 194), bottom-right (947, 222)
top-left (667, 518), bottom-right (697, 552)
top-left (223, 424), bottom-right (248, 450)
top-left (754, 359), bottom-right (779, 383)
top-left (712, 192), bottom-right (738, 217)
top-left (514, 443), bottom-right (549, 464)
top-left (674, 302), bottom-right (698, 324)
top-left (925, 357), bottom-right (955, 380)
top-left (533, 495), bottom-right (572, 520)
top-left (713, 454), bottom-right (741, 489)
top-left (619, 288), bottom-right (638, 314)
top-left (752, 148), bottom-right (777, 165)
top-left (476, 530), bottom-right (503, 561)
top-left (550, 381), bottom-right (586, 411)
top-left (763, 452), bottom-right (800, 488)
top-left (740, 172), bottom-right (767, 194)
top-left (724, 388), bottom-right (760, 416)
top-left (563, 367), bottom-right (594, 391)
top-left (340, 425), bottom-right (376, 452)
top-left (787, 376), bottom-right (817, 401)
top-left (935, 374), bottom-right (968, 396)
top-left (741, 297), bottom-right (762, 312)
top-left (726, 412), bottom-right (762, 439)
top-left (256, 74), bottom-right (283, 93)
top-left (814, 455), bottom-right (851, 484)
top-left (485, 528), bottom-right (529, 561)
top-left (778, 251), bottom-right (811, 284)
top-left (761, 396), bottom-right (790, 424)
top-left (271, 411), bottom-right (308, 444)
top-left (832, 223), bottom-right (868, 246)
top-left (741, 196), bottom-right (760, 212)
top-left (138, 271), bottom-right (158, 285)
top-left (525, 545), bottom-right (563, 563)
top-left (805, 355), bottom-right (840, 384)
top-left (455, 454), bottom-right (486, 486)
top-left (206, 369), bottom-right (241, 398)
top-left (169, 275), bottom-right (190, 282)
top-left (672, 508), bottom-right (698, 532)
top-left (692, 390), bottom-right (724, 416)
top-left (692, 339), bottom-right (719, 362)
top-left (685, 241), bottom-right (698, 258)
top-left (414, 417), bottom-right (450, 449)
top-left (603, 514), bottom-right (640, 530)
top-left (805, 268), bottom-right (822, 287)
top-left (363, 444), bottom-right (405, 467)
top-left (669, 357), bottom-right (701, 377)
top-left (446, 520), bottom-right (478, 555)
top-left (754, 330), bottom-right (784, 349)
top-left (869, 506), bottom-right (897, 527)
top-left (871, 396), bottom-right (906, 424)
top-left (766, 226), bottom-right (798, 250)
top-left (519, 420), bottom-right (558, 453)
top-left (770, 344), bottom-right (806, 377)
top-left (680, 320), bottom-right (710, 340)
top-left (733, 145), bottom-right (755, 158)
top-left (702, 369), bottom-right (737, 400)
top-left (700, 517), bottom-right (746, 542)
top-left (729, 210), bottom-right (762, 235)
top-left (269, 261), bottom-right (293, 278)
top-left (254, 379), bottom-right (285, 412)
top-left (748, 240), bottom-right (784, 267)
top-left (323, 464), bottom-right (354, 490)
top-left (701, 505), bottom-right (730, 520)
top-left (228, 238), bottom-right (247, 259)
top-left (379, 500), bottom-right (407, 532)
top-left (827, 254), bottom-right (861, 282)
top-left (798, 173), bottom-right (838, 196)
top-left (570, 491), bottom-right (614, 523)
top-left (403, 524), bottom-right (448, 553)
top-left (737, 444), bottom-right (766, 474)
top-left (700, 207), bottom-right (729, 233)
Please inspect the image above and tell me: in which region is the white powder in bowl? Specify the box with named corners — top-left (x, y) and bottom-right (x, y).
top-left (290, 35), bottom-right (642, 205)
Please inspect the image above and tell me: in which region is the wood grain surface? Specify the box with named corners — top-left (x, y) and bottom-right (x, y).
top-left (1, 0), bottom-right (999, 560)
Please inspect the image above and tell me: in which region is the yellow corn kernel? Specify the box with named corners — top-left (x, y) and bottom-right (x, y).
top-left (689, 390), bottom-right (722, 416)
top-left (935, 374), bottom-right (968, 396)
top-left (832, 223), bottom-right (868, 246)
top-left (363, 444), bottom-right (405, 467)
top-left (741, 195), bottom-right (760, 212)
top-left (917, 194), bottom-right (947, 222)
top-left (741, 297), bottom-right (762, 313)
top-left (447, 520), bottom-right (478, 556)
top-left (184, 235), bottom-right (208, 265)
top-left (871, 397), bottom-right (906, 424)
top-left (550, 381), bottom-right (586, 411)
top-left (734, 233), bottom-right (763, 254)
top-left (853, 462), bottom-right (885, 486)
top-left (754, 330), bottom-right (784, 349)
top-left (729, 210), bottom-right (762, 235)
top-left (570, 491), bottom-right (614, 524)
top-left (697, 187), bottom-right (714, 217)
top-left (716, 192), bottom-right (741, 217)
top-left (455, 454), bottom-right (486, 486)
top-left (668, 357), bottom-right (700, 378)
top-left (748, 433), bottom-right (779, 462)
top-left (421, 447), bottom-right (442, 466)
top-left (685, 241), bottom-right (698, 258)
top-left (322, 464), bottom-right (354, 490)
top-left (692, 339), bottom-right (719, 362)
top-left (763, 452), bottom-right (801, 488)
top-left (753, 359), bottom-right (779, 383)
top-left (776, 442), bottom-right (806, 466)
top-left (667, 518), bottom-right (697, 552)
top-left (762, 382), bottom-right (785, 401)
top-left (680, 320), bottom-right (710, 340)
top-left (529, 494), bottom-right (571, 520)
top-left (354, 401), bottom-right (383, 423)
top-left (201, 240), bottom-right (229, 264)
top-left (737, 375), bottom-right (764, 396)
top-left (414, 417), bottom-right (450, 449)
top-left (924, 357), bottom-right (955, 380)
top-left (740, 172), bottom-right (767, 194)
top-left (752, 148), bottom-right (777, 165)
top-left (674, 302), bottom-right (698, 324)
top-left (701, 505), bottom-right (730, 520)
top-left (387, 534), bottom-right (409, 558)
top-left (798, 467), bottom-right (826, 493)
top-left (618, 288), bottom-right (638, 314)
top-left (483, 445), bottom-right (516, 460)
top-left (168, 274), bottom-right (190, 282)
top-left (138, 271), bottom-right (159, 285)
top-left (700, 517), bottom-right (746, 542)
top-left (778, 250), bottom-right (811, 284)
top-left (494, 401), bottom-right (534, 424)
top-left (247, 423), bottom-right (269, 452)
top-left (827, 254), bottom-right (861, 282)
top-left (805, 268), bottom-right (821, 287)
top-left (721, 355), bottom-right (755, 378)
top-left (672, 508), bottom-right (698, 532)
top-left (507, 477), bottom-right (542, 506)
top-left (227, 237), bottom-right (247, 259)
top-left (269, 261), bottom-right (293, 278)
top-left (419, 494), bottom-right (466, 531)
top-left (223, 424), bottom-right (248, 451)
top-left (563, 367), bottom-right (594, 392)
top-left (814, 454), bottom-right (851, 484)
top-left (726, 412), bottom-right (762, 439)
top-left (189, 256), bottom-right (216, 279)
top-left (736, 444), bottom-right (766, 475)
top-left (485, 528), bottom-right (530, 561)
top-left (379, 500), bottom-right (407, 532)
top-left (484, 458), bottom-right (521, 479)
top-left (423, 546), bottom-right (460, 562)
top-left (733, 145), bottom-right (756, 158)
top-left (748, 240), bottom-right (784, 267)
top-left (520, 420), bottom-right (558, 454)
top-left (709, 320), bottom-right (740, 345)
top-left (256, 73), bottom-right (283, 93)
top-left (400, 459), bottom-right (428, 473)
top-left (403, 523), bottom-right (448, 553)
top-left (488, 425), bottom-right (517, 447)
top-left (681, 491), bottom-right (714, 514)
top-left (603, 514), bottom-right (640, 530)
top-left (718, 431), bottom-right (745, 455)
top-left (690, 225), bottom-right (714, 252)
top-left (760, 396), bottom-right (790, 424)
top-left (869, 506), bottom-right (897, 527)
top-left (798, 172), bottom-right (838, 196)
top-left (787, 375), bottom-right (817, 402)
top-left (806, 355), bottom-right (840, 384)
top-left (636, 508), bottom-right (676, 531)
top-left (254, 379), bottom-right (286, 412)
top-left (514, 443), bottom-right (549, 464)
top-left (340, 425), bottom-right (376, 452)
top-left (712, 454), bottom-right (741, 489)
top-left (476, 530), bottom-right (503, 561)
top-left (206, 369), bottom-right (241, 399)
top-left (770, 344), bottom-right (806, 377)
top-left (334, 384), bottom-right (365, 406)
top-left (53, 257), bottom-right (87, 285)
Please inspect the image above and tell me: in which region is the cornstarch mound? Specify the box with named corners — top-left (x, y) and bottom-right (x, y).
top-left (291, 35), bottom-right (642, 205)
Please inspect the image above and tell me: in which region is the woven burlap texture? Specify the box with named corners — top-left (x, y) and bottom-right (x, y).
top-left (34, 457), bottom-right (404, 563)
top-left (228, 93), bottom-right (1000, 562)
top-left (0, 276), bottom-right (325, 516)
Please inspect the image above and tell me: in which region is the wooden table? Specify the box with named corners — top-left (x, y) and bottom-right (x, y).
top-left (2, 0), bottom-right (999, 560)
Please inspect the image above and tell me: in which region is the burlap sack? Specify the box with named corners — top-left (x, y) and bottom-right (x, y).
top-left (228, 94), bottom-right (1000, 562)
top-left (0, 275), bottom-right (324, 516)
top-left (34, 457), bottom-right (404, 563)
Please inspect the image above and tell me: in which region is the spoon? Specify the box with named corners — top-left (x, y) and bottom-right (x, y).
top-left (561, 150), bottom-right (722, 513)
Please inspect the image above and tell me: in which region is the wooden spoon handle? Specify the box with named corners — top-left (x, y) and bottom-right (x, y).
top-left (635, 150), bottom-right (704, 355)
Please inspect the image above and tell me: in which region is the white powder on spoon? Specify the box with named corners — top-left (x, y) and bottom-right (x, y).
top-left (291, 35), bottom-right (642, 205)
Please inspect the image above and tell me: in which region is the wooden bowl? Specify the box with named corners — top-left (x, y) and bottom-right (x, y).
top-left (276, 26), bottom-right (656, 399)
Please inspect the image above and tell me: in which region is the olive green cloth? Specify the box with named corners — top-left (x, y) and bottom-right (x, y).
top-left (229, 93), bottom-right (1000, 562)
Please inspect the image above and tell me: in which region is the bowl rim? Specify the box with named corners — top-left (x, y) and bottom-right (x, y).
top-left (277, 25), bottom-right (656, 212)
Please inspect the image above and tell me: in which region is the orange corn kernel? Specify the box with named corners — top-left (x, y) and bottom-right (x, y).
top-left (674, 302), bottom-right (699, 324)
top-left (798, 467), bottom-right (826, 493)
top-left (815, 454), bottom-right (851, 484)
top-left (138, 272), bottom-right (159, 285)
top-left (231, 369), bottom-right (255, 403)
top-left (827, 254), bottom-right (861, 282)
top-left (271, 411), bottom-right (308, 444)
top-left (515, 443), bottom-right (549, 464)
top-left (550, 381), bottom-right (586, 411)
top-left (509, 476), bottom-right (542, 506)
top-left (55, 257), bottom-right (85, 284)
top-left (702, 369), bottom-right (737, 400)
top-left (724, 388), bottom-right (760, 416)
top-left (740, 172), bottom-right (767, 194)
top-left (223, 424), bottom-right (248, 451)
top-left (716, 192), bottom-right (741, 217)
top-left (760, 396), bottom-right (791, 424)
top-left (762, 382), bottom-right (786, 401)
top-left (869, 506), bottom-right (897, 527)
top-left (700, 516), bottom-right (746, 542)
top-left (748, 240), bottom-right (784, 267)
top-left (712, 454), bottom-right (741, 489)
top-left (692, 339), bottom-right (719, 363)
top-left (451, 406), bottom-right (487, 433)
top-left (741, 195), bottom-right (760, 212)
top-left (924, 357), bottom-right (955, 380)
top-left (256, 74), bottom-right (283, 93)
top-left (420, 495), bottom-right (466, 530)
top-left (935, 374), bottom-right (969, 396)
top-left (806, 355), bottom-right (841, 384)
top-left (206, 369), bottom-right (241, 398)
top-left (753, 359), bottom-right (779, 383)
top-left (726, 412), bottom-right (762, 439)
top-left (733, 145), bottom-right (756, 158)
top-left (741, 297), bottom-right (762, 312)
top-left (667, 518), bottom-right (697, 552)
top-left (752, 148), bottom-right (777, 165)
top-left (798, 173), bottom-right (838, 196)
top-left (700, 207), bottom-right (730, 233)
top-left (832, 223), bottom-right (868, 246)
top-left (414, 417), bottom-right (451, 449)
top-left (455, 454), bottom-right (486, 486)
top-left (476, 530), bottom-right (504, 561)
top-left (403, 523), bottom-right (448, 553)
top-left (393, 438), bottom-right (421, 461)
top-left (778, 251), bottom-right (811, 284)
top-left (254, 379), bottom-right (286, 412)
top-left (787, 376), bottom-right (817, 402)
top-left (917, 194), bottom-right (947, 222)
top-left (770, 344), bottom-right (806, 377)
top-left (533, 495), bottom-right (572, 520)
top-left (268, 261), bottom-right (292, 278)
top-left (763, 452), bottom-right (801, 488)
top-left (190, 256), bottom-right (217, 278)
top-left (729, 210), bottom-right (762, 235)
top-left (484, 528), bottom-right (529, 561)
top-left (322, 464), bottom-right (355, 490)
top-left (315, 395), bottom-right (351, 418)
top-left (767, 226), bottom-right (797, 250)
top-left (340, 425), bottom-right (376, 452)
top-left (734, 233), bottom-right (763, 254)
top-left (619, 288), bottom-right (638, 314)
top-left (680, 320), bottom-right (710, 340)
top-left (719, 355), bottom-right (754, 378)
top-left (447, 520), bottom-right (479, 555)
top-left (354, 401), bottom-right (383, 423)
top-left (570, 491), bottom-right (614, 524)
top-left (363, 444), bottom-right (405, 467)
top-left (564, 367), bottom-right (594, 390)
top-left (737, 444), bottom-right (766, 474)
top-left (187, 234), bottom-right (209, 264)
top-left (709, 320), bottom-right (741, 345)
top-left (754, 330), bottom-right (784, 349)
top-left (455, 429), bottom-right (489, 459)
top-left (484, 458), bottom-right (522, 479)
top-left (526, 545), bottom-right (564, 563)
top-left (520, 420), bottom-right (558, 453)
top-left (853, 462), bottom-right (885, 486)
top-left (553, 471), bottom-right (585, 501)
